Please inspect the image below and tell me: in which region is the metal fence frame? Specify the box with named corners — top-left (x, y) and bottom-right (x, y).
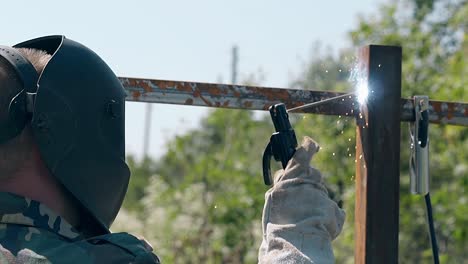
top-left (120, 44), bottom-right (467, 263)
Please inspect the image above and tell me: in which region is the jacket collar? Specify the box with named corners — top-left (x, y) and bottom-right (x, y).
top-left (0, 192), bottom-right (82, 240)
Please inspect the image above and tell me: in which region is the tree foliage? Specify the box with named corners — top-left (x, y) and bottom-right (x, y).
top-left (113, 0), bottom-right (467, 263)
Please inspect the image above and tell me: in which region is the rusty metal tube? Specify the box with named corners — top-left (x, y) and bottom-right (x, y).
top-left (120, 77), bottom-right (468, 126)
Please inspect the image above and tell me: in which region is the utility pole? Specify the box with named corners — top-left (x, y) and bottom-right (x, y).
top-left (231, 45), bottom-right (238, 84)
top-left (143, 103), bottom-right (152, 158)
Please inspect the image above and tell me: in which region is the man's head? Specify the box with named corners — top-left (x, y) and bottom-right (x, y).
top-left (0, 48), bottom-right (51, 179)
top-left (0, 36), bottom-right (131, 234)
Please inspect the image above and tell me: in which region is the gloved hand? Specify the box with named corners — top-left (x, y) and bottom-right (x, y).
top-left (258, 137), bottom-right (345, 264)
top-left (0, 244), bottom-right (52, 264)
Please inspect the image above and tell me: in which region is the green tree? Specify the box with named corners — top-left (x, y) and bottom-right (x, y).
top-left (115, 110), bottom-right (273, 263)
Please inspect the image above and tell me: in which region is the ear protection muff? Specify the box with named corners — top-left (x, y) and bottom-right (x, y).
top-left (0, 46), bottom-right (39, 143)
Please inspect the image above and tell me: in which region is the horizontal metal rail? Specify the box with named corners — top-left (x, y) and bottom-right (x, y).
top-left (120, 77), bottom-right (468, 126)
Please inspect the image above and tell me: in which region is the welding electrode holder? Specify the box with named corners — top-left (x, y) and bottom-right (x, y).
top-left (409, 95), bottom-right (430, 195)
top-left (262, 103), bottom-right (298, 185)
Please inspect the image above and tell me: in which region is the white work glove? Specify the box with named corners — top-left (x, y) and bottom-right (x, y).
top-left (0, 244), bottom-right (52, 264)
top-left (258, 137), bottom-right (345, 264)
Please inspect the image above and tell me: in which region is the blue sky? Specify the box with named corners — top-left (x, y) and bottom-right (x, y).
top-left (2, 0), bottom-right (384, 159)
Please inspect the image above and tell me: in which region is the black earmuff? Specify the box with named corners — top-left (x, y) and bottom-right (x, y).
top-left (0, 46), bottom-right (39, 143)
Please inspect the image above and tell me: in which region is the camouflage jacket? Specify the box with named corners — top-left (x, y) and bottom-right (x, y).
top-left (0, 192), bottom-right (160, 264)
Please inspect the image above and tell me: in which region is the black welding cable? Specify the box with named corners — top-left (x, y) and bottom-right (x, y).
top-left (425, 193), bottom-right (440, 264)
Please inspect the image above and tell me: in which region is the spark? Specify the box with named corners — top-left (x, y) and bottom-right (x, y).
top-left (350, 61), bottom-right (369, 105)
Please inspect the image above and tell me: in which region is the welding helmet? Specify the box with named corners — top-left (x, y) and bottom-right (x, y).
top-left (0, 36), bottom-right (130, 233)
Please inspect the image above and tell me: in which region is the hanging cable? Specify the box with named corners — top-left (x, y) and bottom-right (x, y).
top-left (424, 193), bottom-right (440, 264)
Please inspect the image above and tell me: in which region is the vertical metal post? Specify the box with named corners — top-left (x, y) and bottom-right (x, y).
top-left (355, 45), bottom-right (402, 263)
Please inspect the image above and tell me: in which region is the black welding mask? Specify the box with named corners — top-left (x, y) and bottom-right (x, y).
top-left (0, 36), bottom-right (130, 233)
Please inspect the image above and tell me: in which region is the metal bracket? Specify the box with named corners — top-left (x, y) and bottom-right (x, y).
top-left (409, 95), bottom-right (430, 195)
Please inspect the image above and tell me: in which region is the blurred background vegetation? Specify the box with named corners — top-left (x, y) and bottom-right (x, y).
top-left (112, 0), bottom-right (467, 263)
